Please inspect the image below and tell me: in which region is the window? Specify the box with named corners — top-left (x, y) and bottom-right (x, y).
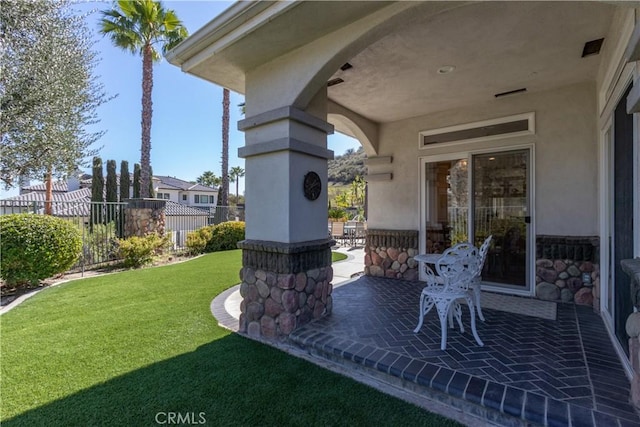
top-left (157, 192), bottom-right (170, 200)
top-left (419, 112), bottom-right (535, 148)
top-left (194, 194), bottom-right (215, 204)
top-left (182, 194), bottom-right (187, 201)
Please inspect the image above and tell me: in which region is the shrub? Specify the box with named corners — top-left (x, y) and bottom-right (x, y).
top-left (117, 233), bottom-right (171, 268)
top-left (82, 222), bottom-right (118, 265)
top-left (185, 226), bottom-right (214, 255)
top-left (0, 214), bottom-right (82, 286)
top-left (205, 221), bottom-right (245, 252)
top-left (328, 207), bottom-right (348, 221)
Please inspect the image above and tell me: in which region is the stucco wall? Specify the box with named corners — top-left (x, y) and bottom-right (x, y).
top-left (368, 81), bottom-right (598, 236)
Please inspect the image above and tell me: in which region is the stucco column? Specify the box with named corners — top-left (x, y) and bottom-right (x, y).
top-left (237, 91), bottom-right (335, 339)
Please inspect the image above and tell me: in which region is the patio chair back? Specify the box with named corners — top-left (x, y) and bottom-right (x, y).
top-left (331, 221), bottom-right (345, 242)
top-left (478, 235), bottom-right (493, 274)
top-left (434, 245), bottom-right (479, 292)
top-left (442, 242), bottom-right (480, 277)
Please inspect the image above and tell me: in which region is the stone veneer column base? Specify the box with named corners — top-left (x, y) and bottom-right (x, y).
top-left (124, 199), bottom-right (167, 237)
top-left (237, 239), bottom-right (334, 339)
top-left (364, 229), bottom-right (419, 281)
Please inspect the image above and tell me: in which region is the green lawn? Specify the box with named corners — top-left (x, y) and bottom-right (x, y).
top-left (332, 251), bottom-right (348, 262)
top-left (1, 250), bottom-right (458, 426)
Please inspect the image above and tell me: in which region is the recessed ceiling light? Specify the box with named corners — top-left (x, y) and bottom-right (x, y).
top-left (437, 65), bottom-right (455, 74)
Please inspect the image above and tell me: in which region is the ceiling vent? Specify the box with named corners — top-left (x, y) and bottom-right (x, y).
top-left (327, 78), bottom-right (344, 87)
top-left (582, 38), bottom-right (604, 58)
top-left (419, 113), bottom-right (535, 148)
top-left (495, 88), bottom-right (527, 98)
top-left (340, 63), bottom-right (353, 71)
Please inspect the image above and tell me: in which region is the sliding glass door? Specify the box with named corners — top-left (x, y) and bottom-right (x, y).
top-left (421, 148), bottom-right (531, 292)
top-left (472, 150), bottom-right (529, 288)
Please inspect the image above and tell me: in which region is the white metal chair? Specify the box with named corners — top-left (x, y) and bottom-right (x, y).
top-left (436, 239), bottom-right (492, 322)
top-left (413, 246), bottom-right (484, 350)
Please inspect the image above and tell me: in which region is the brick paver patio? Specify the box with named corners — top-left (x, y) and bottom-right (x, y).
top-left (289, 276), bottom-right (640, 427)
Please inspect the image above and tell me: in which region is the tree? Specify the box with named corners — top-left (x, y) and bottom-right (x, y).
top-left (350, 175), bottom-right (366, 207)
top-left (91, 157), bottom-right (104, 226)
top-left (100, 0), bottom-right (187, 198)
top-left (148, 165), bottom-right (154, 198)
top-left (1, 0), bottom-right (109, 196)
top-left (119, 160), bottom-right (130, 201)
top-left (196, 171), bottom-right (221, 188)
top-left (106, 160), bottom-right (117, 203)
top-left (133, 163), bottom-right (141, 198)
top-left (118, 160), bottom-right (130, 237)
top-left (220, 88), bottom-right (230, 206)
top-left (229, 166), bottom-right (245, 198)
top-left (105, 160), bottom-right (117, 223)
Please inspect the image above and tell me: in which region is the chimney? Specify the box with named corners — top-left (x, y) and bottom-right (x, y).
top-left (67, 175), bottom-right (80, 192)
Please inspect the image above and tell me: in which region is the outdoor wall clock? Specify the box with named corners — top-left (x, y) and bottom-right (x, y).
top-left (303, 171), bottom-right (321, 201)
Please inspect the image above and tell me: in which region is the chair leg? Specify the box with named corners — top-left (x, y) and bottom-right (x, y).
top-left (473, 281), bottom-right (485, 322)
top-left (464, 294), bottom-right (484, 347)
top-left (413, 294), bottom-right (426, 333)
top-left (452, 301), bottom-right (464, 333)
top-left (414, 294), bottom-right (434, 333)
top-left (435, 300), bottom-right (453, 350)
top-left (447, 301), bottom-right (463, 332)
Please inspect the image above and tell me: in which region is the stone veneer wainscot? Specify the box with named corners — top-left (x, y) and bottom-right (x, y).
top-left (534, 235), bottom-right (599, 308)
top-left (364, 229), bottom-right (419, 281)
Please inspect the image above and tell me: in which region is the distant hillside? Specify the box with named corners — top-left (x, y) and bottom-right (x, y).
top-left (328, 147), bottom-right (366, 184)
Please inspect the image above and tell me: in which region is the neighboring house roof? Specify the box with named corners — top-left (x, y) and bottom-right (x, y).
top-left (2, 187), bottom-right (91, 203)
top-left (155, 175), bottom-right (217, 193)
top-left (22, 182), bottom-right (69, 192)
top-left (165, 201), bottom-right (210, 216)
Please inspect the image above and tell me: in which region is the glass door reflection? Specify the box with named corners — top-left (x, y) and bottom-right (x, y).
top-left (472, 150), bottom-right (529, 287)
top-left (424, 158), bottom-right (468, 253)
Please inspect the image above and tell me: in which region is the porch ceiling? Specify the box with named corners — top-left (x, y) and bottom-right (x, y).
top-left (329, 1), bottom-right (615, 123)
top-left (170, 1), bottom-right (618, 125)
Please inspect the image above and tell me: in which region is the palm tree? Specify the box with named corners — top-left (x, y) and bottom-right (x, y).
top-left (196, 171), bottom-right (221, 188)
top-left (99, 0), bottom-right (187, 198)
top-left (220, 88), bottom-right (230, 206)
top-left (229, 166), bottom-right (245, 198)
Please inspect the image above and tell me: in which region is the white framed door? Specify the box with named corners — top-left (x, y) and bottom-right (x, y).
top-left (419, 146), bottom-right (534, 295)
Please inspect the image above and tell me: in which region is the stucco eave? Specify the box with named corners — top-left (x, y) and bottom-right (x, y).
top-left (166, 1), bottom-right (277, 66)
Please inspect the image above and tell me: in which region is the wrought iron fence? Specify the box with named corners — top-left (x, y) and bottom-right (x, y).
top-left (1, 200), bottom-right (127, 272)
top-left (0, 200), bottom-right (245, 273)
top-left (164, 205), bottom-right (244, 249)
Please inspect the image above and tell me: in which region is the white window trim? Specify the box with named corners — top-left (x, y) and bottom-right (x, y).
top-left (418, 112), bottom-right (535, 150)
top-left (418, 143), bottom-right (536, 297)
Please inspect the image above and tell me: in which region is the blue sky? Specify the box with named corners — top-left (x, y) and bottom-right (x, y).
top-left (1, 0), bottom-right (359, 198)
